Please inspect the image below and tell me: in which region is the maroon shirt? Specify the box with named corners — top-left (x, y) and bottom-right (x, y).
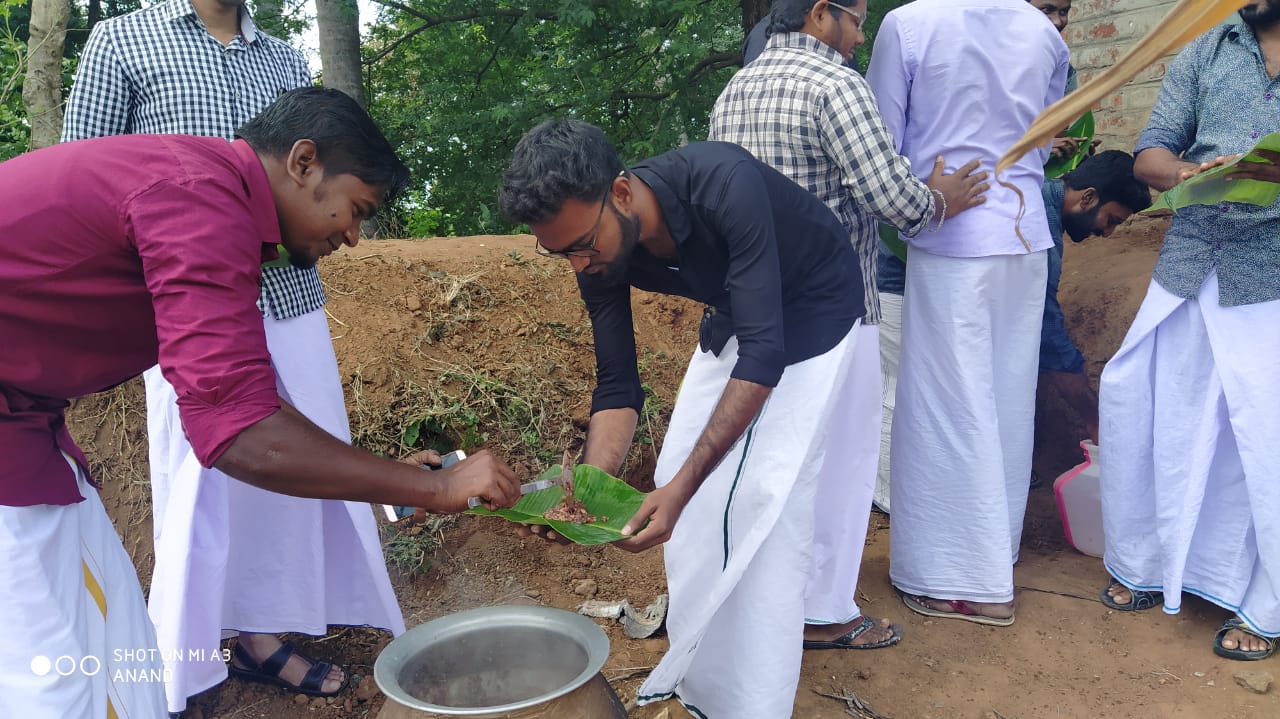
top-left (0, 135), bottom-right (282, 506)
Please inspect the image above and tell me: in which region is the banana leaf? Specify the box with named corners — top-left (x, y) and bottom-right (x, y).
top-left (1000, 0), bottom-right (1249, 175)
top-left (466, 464), bottom-right (647, 545)
top-left (878, 223), bottom-right (907, 263)
top-left (1145, 132), bottom-right (1280, 213)
top-left (263, 244), bottom-right (291, 268)
top-left (1044, 111), bottom-right (1094, 179)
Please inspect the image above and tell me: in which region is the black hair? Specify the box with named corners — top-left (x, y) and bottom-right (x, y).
top-left (499, 118), bottom-right (625, 224)
top-left (236, 87), bottom-right (410, 201)
top-left (1062, 150), bottom-right (1150, 213)
top-left (768, 0), bottom-right (821, 34)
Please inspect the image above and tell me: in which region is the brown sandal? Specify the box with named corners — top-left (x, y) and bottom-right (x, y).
top-left (901, 593), bottom-right (1015, 627)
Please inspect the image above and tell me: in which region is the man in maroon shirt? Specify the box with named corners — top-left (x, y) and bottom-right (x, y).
top-left (0, 87), bottom-right (521, 718)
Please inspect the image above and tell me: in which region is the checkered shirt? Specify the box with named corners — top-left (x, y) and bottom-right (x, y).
top-left (709, 32), bottom-right (935, 324)
top-left (62, 0), bottom-right (325, 320)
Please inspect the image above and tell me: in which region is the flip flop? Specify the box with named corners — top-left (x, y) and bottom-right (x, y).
top-left (803, 615), bottom-right (903, 650)
top-left (901, 593), bottom-right (1015, 627)
top-left (1213, 617), bottom-right (1277, 661)
top-left (1099, 580), bottom-right (1163, 611)
top-left (228, 640), bottom-right (350, 697)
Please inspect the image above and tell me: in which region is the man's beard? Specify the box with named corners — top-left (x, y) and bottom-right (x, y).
top-left (588, 206), bottom-right (641, 285)
top-left (1062, 205), bottom-right (1099, 243)
top-left (1241, 1), bottom-right (1280, 28)
top-left (288, 249), bottom-right (318, 269)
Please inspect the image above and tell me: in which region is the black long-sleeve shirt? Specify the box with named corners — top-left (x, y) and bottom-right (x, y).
top-left (580, 142), bottom-right (863, 414)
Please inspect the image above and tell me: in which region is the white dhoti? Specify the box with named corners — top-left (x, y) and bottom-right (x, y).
top-left (1100, 272), bottom-right (1280, 635)
top-left (889, 250), bottom-right (1047, 603)
top-left (146, 307), bottom-right (405, 712)
top-left (875, 291), bottom-right (904, 514)
top-left (805, 323), bottom-right (881, 625)
top-left (636, 324), bottom-right (861, 719)
top-left (0, 456), bottom-right (168, 719)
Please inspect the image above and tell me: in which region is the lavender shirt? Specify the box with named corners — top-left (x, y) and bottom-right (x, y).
top-left (867, 0), bottom-right (1069, 258)
top-left (0, 136), bottom-right (282, 506)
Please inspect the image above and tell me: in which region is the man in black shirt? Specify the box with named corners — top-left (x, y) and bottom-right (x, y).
top-left (500, 119), bottom-right (871, 719)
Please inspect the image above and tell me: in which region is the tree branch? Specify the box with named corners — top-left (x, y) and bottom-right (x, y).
top-left (609, 51), bottom-right (739, 103)
top-left (363, 4), bottom-right (559, 65)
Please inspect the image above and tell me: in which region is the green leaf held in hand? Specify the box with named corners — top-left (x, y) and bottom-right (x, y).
top-left (1145, 132), bottom-right (1280, 214)
top-left (466, 464), bottom-right (646, 545)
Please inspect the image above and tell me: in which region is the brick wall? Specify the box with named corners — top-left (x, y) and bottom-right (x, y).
top-left (1065, 0), bottom-right (1180, 151)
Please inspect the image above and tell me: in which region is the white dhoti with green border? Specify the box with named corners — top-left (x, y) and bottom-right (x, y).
top-left (637, 322), bottom-right (862, 719)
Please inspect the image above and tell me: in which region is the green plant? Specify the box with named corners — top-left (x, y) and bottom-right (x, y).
top-left (382, 514), bottom-right (453, 573)
top-left (0, 7), bottom-right (28, 160)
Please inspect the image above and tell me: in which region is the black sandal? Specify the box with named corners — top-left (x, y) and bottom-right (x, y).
top-left (228, 640), bottom-right (349, 697)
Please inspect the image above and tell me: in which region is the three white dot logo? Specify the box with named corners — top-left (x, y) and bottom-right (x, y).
top-left (29, 655), bottom-right (101, 677)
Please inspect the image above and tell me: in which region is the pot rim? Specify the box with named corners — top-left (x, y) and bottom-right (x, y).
top-left (374, 604), bottom-right (610, 716)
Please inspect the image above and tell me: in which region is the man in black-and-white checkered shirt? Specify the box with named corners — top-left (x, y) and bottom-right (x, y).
top-left (709, 0), bottom-right (988, 655)
top-left (63, 0), bottom-right (405, 713)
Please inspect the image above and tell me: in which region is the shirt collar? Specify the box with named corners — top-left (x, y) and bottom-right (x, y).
top-left (163, 0), bottom-right (261, 44)
top-left (632, 164), bottom-right (691, 255)
top-left (1226, 22), bottom-right (1263, 54)
top-left (764, 31), bottom-right (847, 68)
top-left (230, 139), bottom-right (284, 258)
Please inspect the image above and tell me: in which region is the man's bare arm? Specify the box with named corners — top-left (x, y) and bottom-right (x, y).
top-left (616, 378), bottom-right (771, 551)
top-left (214, 403), bottom-right (521, 512)
top-left (1136, 147), bottom-right (1244, 192)
top-left (582, 407), bottom-right (639, 474)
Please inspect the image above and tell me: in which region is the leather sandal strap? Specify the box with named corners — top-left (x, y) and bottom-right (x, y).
top-left (300, 659), bottom-right (334, 693)
top-left (259, 641), bottom-right (297, 678)
top-left (230, 642), bottom-right (260, 672)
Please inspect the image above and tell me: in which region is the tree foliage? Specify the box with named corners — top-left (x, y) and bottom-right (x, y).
top-left (0, 0), bottom-right (30, 159)
top-left (364, 0), bottom-right (747, 236)
top-left (363, 0), bottom-right (910, 236)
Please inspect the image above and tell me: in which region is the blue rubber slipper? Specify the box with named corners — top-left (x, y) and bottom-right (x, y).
top-left (1214, 617), bottom-right (1277, 661)
top-left (803, 615), bottom-right (903, 650)
top-left (1099, 581), bottom-right (1163, 611)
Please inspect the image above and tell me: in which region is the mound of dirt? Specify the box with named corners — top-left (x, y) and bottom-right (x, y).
top-left (322, 236), bottom-right (698, 486)
top-left (68, 226), bottom-right (1279, 719)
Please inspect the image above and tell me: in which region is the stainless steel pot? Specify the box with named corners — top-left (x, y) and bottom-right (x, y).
top-left (374, 605), bottom-right (627, 719)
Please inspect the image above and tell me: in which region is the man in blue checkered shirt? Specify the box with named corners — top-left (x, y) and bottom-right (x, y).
top-left (1100, 0), bottom-right (1280, 662)
top-left (63, 0), bottom-right (404, 711)
top-left (1036, 151), bottom-right (1150, 445)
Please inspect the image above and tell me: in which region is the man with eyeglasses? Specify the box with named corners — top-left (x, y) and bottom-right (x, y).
top-left (502, 118), bottom-right (869, 719)
top-left (711, 0), bottom-right (990, 654)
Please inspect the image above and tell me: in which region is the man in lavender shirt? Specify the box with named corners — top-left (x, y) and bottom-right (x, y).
top-left (0, 88), bottom-right (521, 719)
top-left (867, 0), bottom-right (1068, 626)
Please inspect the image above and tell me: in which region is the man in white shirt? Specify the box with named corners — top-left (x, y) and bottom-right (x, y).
top-left (867, 0), bottom-right (1069, 626)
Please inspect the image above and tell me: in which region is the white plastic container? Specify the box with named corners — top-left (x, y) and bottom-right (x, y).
top-left (1053, 441), bottom-right (1104, 558)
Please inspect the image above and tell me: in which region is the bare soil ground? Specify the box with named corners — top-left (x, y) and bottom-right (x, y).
top-left (69, 220), bottom-right (1280, 719)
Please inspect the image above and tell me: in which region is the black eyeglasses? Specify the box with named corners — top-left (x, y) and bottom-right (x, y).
top-left (534, 171), bottom-right (624, 258)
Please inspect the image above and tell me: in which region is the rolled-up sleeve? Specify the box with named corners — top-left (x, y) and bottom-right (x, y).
top-left (579, 275), bottom-right (646, 415)
top-left (820, 73), bottom-right (934, 237)
top-left (1136, 43), bottom-right (1199, 156)
top-left (711, 163), bottom-right (788, 387)
top-left (127, 178), bottom-right (280, 466)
